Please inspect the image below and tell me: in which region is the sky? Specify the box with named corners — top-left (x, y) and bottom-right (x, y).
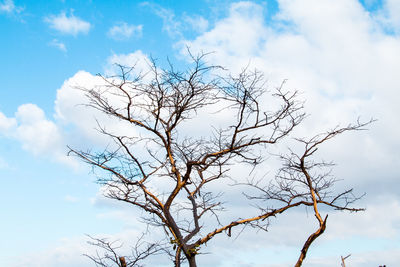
top-left (0, 0), bottom-right (400, 266)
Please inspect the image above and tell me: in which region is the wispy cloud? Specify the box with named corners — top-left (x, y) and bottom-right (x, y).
top-left (107, 22), bottom-right (143, 40)
top-left (183, 14), bottom-right (209, 33)
top-left (141, 2), bottom-right (182, 38)
top-left (0, 0), bottom-right (23, 14)
top-left (44, 11), bottom-right (91, 36)
top-left (49, 39), bottom-right (67, 52)
top-left (381, 0), bottom-right (400, 33)
top-left (140, 2), bottom-right (209, 39)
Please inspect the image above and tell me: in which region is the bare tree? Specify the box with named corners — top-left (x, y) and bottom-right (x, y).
top-left (70, 53), bottom-right (372, 266)
top-left (235, 119), bottom-right (371, 267)
top-left (84, 233), bottom-right (163, 267)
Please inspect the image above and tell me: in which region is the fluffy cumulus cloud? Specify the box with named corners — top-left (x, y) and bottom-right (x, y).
top-left (107, 22), bottom-right (143, 40)
top-left (14, 104), bottom-right (62, 154)
top-left (55, 51), bottom-right (154, 147)
top-left (183, 1), bottom-right (267, 67)
top-left (44, 11), bottom-right (91, 36)
top-left (0, 50), bottom-right (152, 167)
top-left (0, 111), bottom-right (16, 131)
top-left (3, 1), bottom-right (400, 266)
top-left (104, 49), bottom-right (151, 77)
top-left (54, 70), bottom-right (106, 143)
top-left (0, 70), bottom-right (141, 168)
top-left (184, 0), bottom-right (400, 187)
top-left (0, 104), bottom-right (74, 166)
top-left (54, 71), bottom-right (131, 147)
top-left (179, 0), bottom-right (400, 265)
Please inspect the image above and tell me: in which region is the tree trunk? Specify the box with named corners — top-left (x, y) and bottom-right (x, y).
top-left (119, 257), bottom-right (127, 267)
top-left (187, 255), bottom-right (197, 267)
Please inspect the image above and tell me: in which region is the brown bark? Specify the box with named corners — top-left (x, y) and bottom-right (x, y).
top-left (187, 255), bottom-right (197, 267)
top-left (119, 256), bottom-right (127, 267)
top-left (341, 254), bottom-right (351, 267)
top-left (294, 215), bottom-right (327, 267)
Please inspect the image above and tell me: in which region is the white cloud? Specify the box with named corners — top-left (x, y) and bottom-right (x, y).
top-left (183, 14), bottom-right (209, 33)
top-left (15, 229), bottom-right (169, 267)
top-left (107, 22), bottom-right (143, 40)
top-left (0, 0), bottom-right (22, 14)
top-left (142, 2), bottom-right (210, 38)
top-left (182, 1), bottom-right (267, 69)
top-left (0, 111), bottom-right (16, 132)
top-left (14, 104), bottom-right (63, 155)
top-left (16, 236), bottom-right (93, 267)
top-left (385, 0), bottom-right (400, 29)
top-left (3, 1), bottom-right (400, 265)
top-left (46, 3), bottom-right (400, 259)
top-left (179, 0), bottom-right (400, 264)
top-left (326, 196), bottom-right (400, 240)
top-left (0, 0), bottom-right (14, 12)
top-left (373, 0), bottom-right (400, 33)
top-left (0, 104), bottom-right (75, 166)
top-left (45, 11), bottom-right (91, 36)
top-left (49, 39), bottom-right (67, 52)
top-left (145, 3), bottom-right (182, 38)
top-left (184, 0), bottom-right (400, 187)
top-left (104, 50), bottom-right (151, 77)
top-left (0, 50), bottom-right (151, 167)
top-left (54, 71), bottom-right (112, 146)
top-left (141, 2), bottom-right (210, 43)
top-left (54, 63), bottom-right (154, 150)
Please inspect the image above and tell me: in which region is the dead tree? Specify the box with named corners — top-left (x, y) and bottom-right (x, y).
top-left (236, 119), bottom-right (371, 266)
top-left (84, 234), bottom-right (162, 267)
top-left (278, 122), bottom-right (370, 266)
top-left (70, 53), bottom-right (371, 266)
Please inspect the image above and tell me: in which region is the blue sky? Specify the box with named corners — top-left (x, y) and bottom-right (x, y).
top-left (1, 0), bottom-right (400, 266)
